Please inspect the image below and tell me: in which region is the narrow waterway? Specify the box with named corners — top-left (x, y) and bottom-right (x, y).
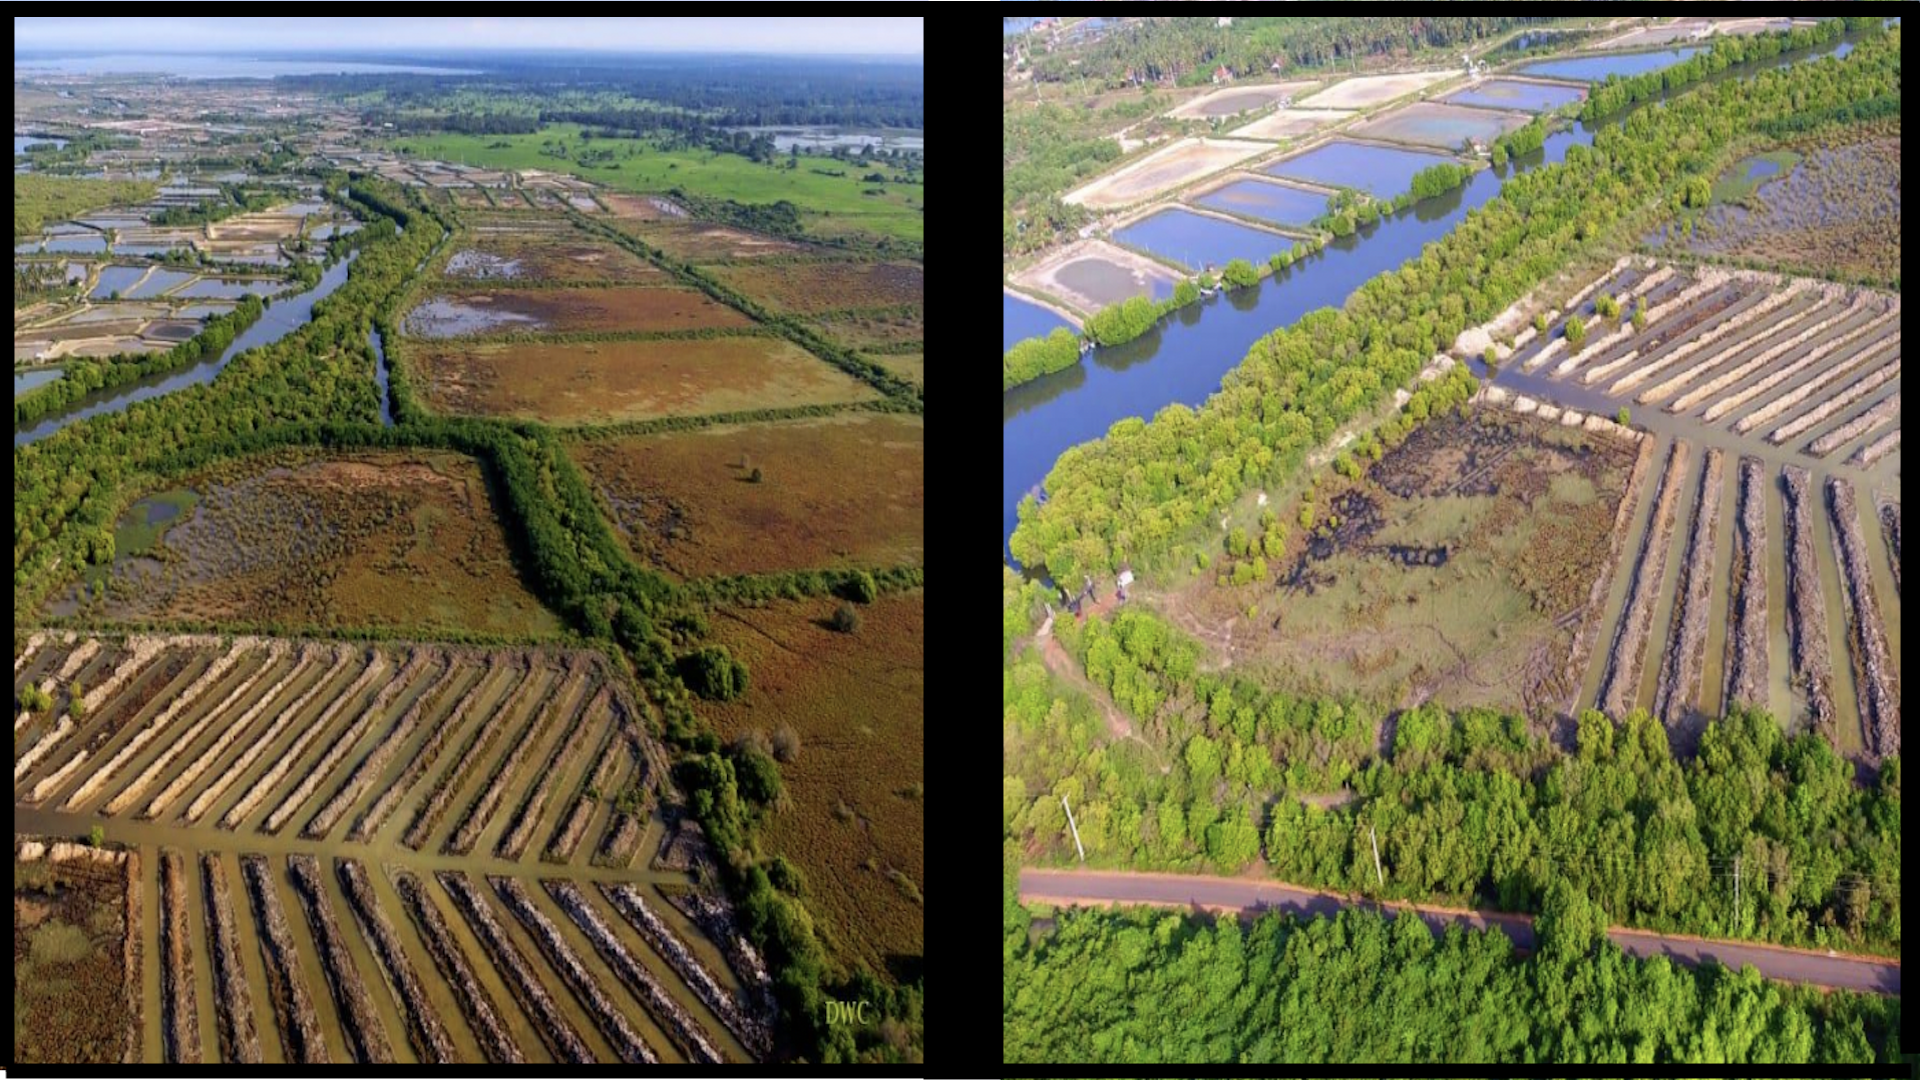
top-left (370, 326), bottom-right (394, 426)
top-left (15, 252), bottom-right (361, 448)
top-left (1002, 31), bottom-right (1868, 560)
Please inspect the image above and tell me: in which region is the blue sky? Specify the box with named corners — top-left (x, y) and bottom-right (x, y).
top-left (13, 17), bottom-right (923, 56)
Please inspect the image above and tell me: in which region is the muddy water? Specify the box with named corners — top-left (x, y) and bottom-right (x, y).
top-left (400, 296), bottom-right (541, 339)
top-left (15, 251), bottom-right (357, 448)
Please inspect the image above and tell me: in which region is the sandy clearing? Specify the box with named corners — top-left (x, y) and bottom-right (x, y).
top-left (1230, 107), bottom-right (1354, 140)
top-left (1297, 69), bottom-right (1454, 110)
top-left (1064, 137), bottom-right (1272, 209)
top-left (1166, 80), bottom-right (1321, 119)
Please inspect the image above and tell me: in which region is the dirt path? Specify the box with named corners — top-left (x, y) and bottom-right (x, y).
top-left (1038, 634), bottom-right (1134, 743)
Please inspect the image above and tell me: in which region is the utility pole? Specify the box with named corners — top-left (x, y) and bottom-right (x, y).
top-left (1733, 856), bottom-right (1740, 935)
top-left (1062, 794), bottom-right (1086, 863)
top-left (1368, 824), bottom-right (1384, 889)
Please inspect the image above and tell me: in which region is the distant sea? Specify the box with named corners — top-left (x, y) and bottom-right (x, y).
top-left (14, 54), bottom-right (479, 78)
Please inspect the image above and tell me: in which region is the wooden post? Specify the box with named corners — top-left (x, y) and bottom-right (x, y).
top-left (1062, 795), bottom-right (1085, 863)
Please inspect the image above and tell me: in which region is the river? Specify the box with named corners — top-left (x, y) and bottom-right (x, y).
top-left (14, 252), bottom-right (359, 448)
top-left (1002, 32), bottom-right (1868, 560)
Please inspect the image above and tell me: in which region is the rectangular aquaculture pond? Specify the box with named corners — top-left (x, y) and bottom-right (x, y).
top-left (1442, 79), bottom-right (1587, 113)
top-left (1518, 46), bottom-right (1705, 82)
top-left (1112, 207), bottom-right (1294, 273)
top-left (1262, 139), bottom-right (1459, 198)
top-left (1192, 178), bottom-right (1329, 229)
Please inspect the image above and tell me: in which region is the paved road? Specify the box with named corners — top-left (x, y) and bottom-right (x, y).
top-left (1020, 868), bottom-right (1900, 995)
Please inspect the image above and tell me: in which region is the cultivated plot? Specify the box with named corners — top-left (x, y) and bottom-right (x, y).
top-left (570, 412), bottom-right (923, 579)
top-left (708, 261), bottom-right (922, 316)
top-left (401, 287), bottom-right (753, 338)
top-left (407, 335), bottom-right (880, 425)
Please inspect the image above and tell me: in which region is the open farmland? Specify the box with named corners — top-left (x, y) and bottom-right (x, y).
top-left (570, 413), bottom-right (923, 579)
top-left (404, 335), bottom-right (879, 425)
top-left (709, 261), bottom-right (921, 316)
top-left (1163, 406), bottom-right (1648, 723)
top-left (401, 287), bottom-right (753, 338)
top-left (702, 593), bottom-right (925, 980)
top-left (1063, 138), bottom-right (1272, 210)
top-left (14, 634), bottom-right (772, 1063)
top-left (388, 124), bottom-right (922, 243)
top-left (1463, 257), bottom-right (1900, 760)
top-left (46, 451), bottom-right (561, 638)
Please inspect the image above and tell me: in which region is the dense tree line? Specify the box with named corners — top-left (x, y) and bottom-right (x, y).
top-left (1003, 888), bottom-right (1902, 1063)
top-left (14, 295), bottom-right (266, 425)
top-left (1409, 160), bottom-right (1473, 200)
top-left (1025, 16), bottom-right (1542, 87)
top-left (1003, 594), bottom-right (1902, 956)
top-left (1581, 17), bottom-right (1879, 122)
top-left (1008, 28), bottom-right (1901, 583)
top-left (1004, 327), bottom-right (1082, 390)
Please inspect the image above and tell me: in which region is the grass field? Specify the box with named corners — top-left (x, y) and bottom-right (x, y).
top-left (805, 308), bottom-right (924, 351)
top-left (703, 592), bottom-right (925, 981)
top-left (408, 335), bottom-right (880, 425)
top-left (54, 451), bottom-right (563, 637)
top-left (867, 351), bottom-right (923, 387)
top-left (569, 413), bottom-right (923, 579)
top-left (710, 262), bottom-right (922, 315)
top-left (388, 124), bottom-right (922, 242)
top-left (1164, 408), bottom-right (1637, 719)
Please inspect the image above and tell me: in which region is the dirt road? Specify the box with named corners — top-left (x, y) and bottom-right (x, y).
top-left (1020, 867), bottom-right (1900, 995)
